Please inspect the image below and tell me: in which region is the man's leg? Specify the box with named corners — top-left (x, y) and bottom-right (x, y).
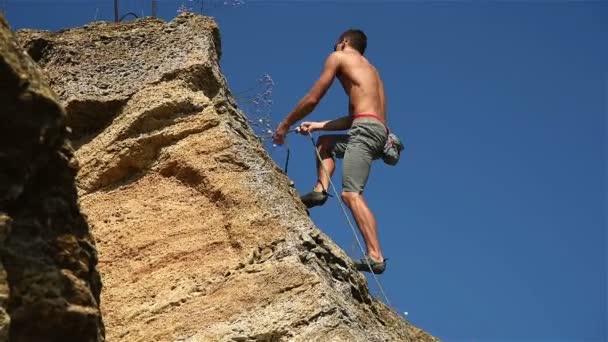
top-left (301, 134), bottom-right (348, 208)
top-left (341, 192), bottom-right (383, 261)
top-left (338, 123), bottom-right (386, 273)
top-left (313, 135), bottom-right (337, 192)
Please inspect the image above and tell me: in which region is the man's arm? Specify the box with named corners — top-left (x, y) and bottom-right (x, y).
top-left (298, 115), bottom-right (353, 135)
top-left (278, 52), bottom-right (341, 130)
top-left (273, 53), bottom-right (341, 144)
top-left (319, 116), bottom-right (353, 131)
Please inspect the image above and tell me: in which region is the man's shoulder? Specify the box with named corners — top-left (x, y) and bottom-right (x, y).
top-left (329, 50), bottom-right (356, 59)
top-left (323, 52), bottom-right (348, 71)
top-left (327, 51), bottom-right (345, 62)
top-left (330, 50), bottom-right (368, 65)
top-left (328, 51), bottom-right (361, 69)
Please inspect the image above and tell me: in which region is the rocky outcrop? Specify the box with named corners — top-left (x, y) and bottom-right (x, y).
top-left (0, 14), bottom-right (104, 342)
top-left (17, 14), bottom-right (437, 341)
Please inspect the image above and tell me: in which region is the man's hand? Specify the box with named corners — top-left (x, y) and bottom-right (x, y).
top-left (272, 122), bottom-right (289, 145)
top-left (298, 121), bottom-right (323, 135)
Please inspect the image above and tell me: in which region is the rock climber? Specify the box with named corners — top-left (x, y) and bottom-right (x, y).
top-left (273, 29), bottom-right (388, 274)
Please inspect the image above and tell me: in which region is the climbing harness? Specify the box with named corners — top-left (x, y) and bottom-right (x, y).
top-left (351, 113), bottom-right (405, 166)
top-left (305, 131), bottom-right (392, 307)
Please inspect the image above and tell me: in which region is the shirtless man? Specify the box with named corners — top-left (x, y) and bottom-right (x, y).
top-left (273, 29), bottom-right (388, 274)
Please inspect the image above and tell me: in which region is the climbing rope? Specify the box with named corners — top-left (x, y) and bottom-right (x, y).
top-left (306, 132), bottom-right (392, 307)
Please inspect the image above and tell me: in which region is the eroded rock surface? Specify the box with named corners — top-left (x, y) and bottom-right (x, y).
top-left (17, 14), bottom-right (437, 341)
top-left (0, 14), bottom-right (104, 342)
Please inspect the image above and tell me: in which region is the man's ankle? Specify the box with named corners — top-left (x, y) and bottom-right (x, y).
top-left (368, 253), bottom-right (384, 262)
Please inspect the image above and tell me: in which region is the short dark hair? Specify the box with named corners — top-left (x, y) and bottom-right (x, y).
top-left (339, 29), bottom-right (367, 54)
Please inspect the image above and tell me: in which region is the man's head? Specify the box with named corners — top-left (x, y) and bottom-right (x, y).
top-left (334, 29), bottom-right (367, 55)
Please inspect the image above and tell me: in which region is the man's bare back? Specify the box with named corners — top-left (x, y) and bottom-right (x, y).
top-left (336, 50), bottom-right (386, 123)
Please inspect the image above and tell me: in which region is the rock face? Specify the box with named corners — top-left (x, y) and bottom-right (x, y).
top-left (0, 15), bottom-right (104, 342)
top-left (17, 14), bottom-right (437, 341)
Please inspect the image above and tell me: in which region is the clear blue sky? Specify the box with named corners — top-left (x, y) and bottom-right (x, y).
top-left (5, 1), bottom-right (606, 341)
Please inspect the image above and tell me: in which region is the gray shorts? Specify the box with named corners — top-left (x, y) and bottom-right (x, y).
top-left (329, 118), bottom-right (388, 193)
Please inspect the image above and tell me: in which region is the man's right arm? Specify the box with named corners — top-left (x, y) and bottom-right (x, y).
top-left (278, 53), bottom-right (342, 129)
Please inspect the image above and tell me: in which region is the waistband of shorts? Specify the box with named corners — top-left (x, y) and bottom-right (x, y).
top-left (353, 113), bottom-right (386, 126)
top-left (352, 113), bottom-right (389, 134)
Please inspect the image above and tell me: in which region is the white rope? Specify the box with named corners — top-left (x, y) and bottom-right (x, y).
top-left (307, 132), bottom-right (392, 307)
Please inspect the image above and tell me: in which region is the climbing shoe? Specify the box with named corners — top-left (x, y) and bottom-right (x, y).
top-left (354, 256), bottom-right (387, 274)
top-left (300, 190), bottom-right (329, 208)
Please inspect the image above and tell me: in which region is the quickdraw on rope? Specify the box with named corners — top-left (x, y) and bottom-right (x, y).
top-left (284, 147), bottom-right (290, 174)
top-left (306, 132), bottom-right (392, 307)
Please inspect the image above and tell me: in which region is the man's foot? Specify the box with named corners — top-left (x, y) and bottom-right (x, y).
top-left (300, 190), bottom-right (329, 208)
top-left (354, 255), bottom-right (387, 274)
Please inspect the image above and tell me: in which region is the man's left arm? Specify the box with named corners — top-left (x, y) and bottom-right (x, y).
top-left (274, 52), bottom-right (341, 144)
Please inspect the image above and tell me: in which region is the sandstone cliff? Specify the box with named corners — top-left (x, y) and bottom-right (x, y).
top-left (16, 14), bottom-right (437, 341)
top-left (0, 15), bottom-right (104, 342)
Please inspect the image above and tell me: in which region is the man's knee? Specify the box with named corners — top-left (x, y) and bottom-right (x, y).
top-left (316, 135), bottom-right (332, 148)
top-left (316, 135), bottom-right (335, 154)
top-left (341, 191), bottom-right (360, 204)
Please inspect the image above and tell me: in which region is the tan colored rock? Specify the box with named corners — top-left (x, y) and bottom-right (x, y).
top-left (0, 14), bottom-right (104, 342)
top-left (18, 14), bottom-right (438, 341)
